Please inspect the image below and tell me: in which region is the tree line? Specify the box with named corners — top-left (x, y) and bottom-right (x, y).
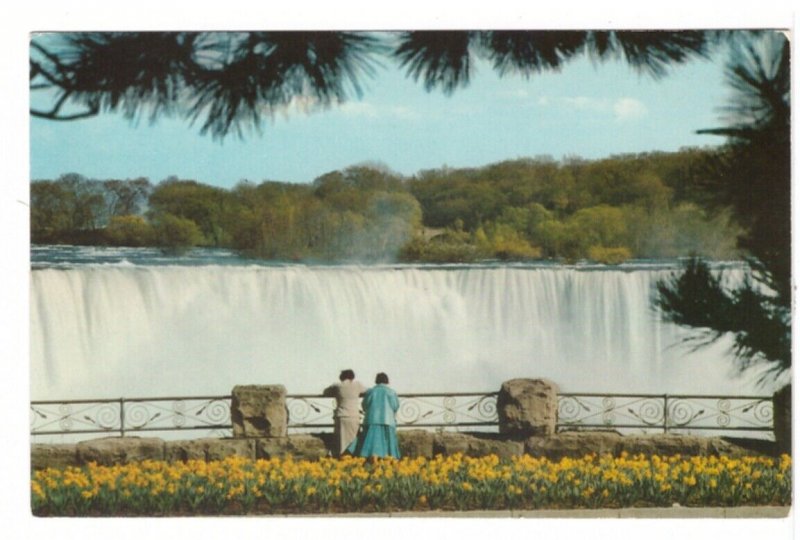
top-left (30, 147), bottom-right (744, 264)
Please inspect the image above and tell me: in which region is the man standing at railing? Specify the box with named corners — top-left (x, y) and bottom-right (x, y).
top-left (323, 369), bottom-right (367, 457)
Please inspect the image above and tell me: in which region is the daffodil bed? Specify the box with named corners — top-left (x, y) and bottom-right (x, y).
top-left (31, 452), bottom-right (791, 516)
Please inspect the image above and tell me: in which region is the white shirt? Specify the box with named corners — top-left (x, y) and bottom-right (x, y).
top-left (323, 379), bottom-right (367, 418)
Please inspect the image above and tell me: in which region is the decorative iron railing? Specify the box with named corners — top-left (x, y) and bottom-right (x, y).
top-left (557, 393), bottom-right (774, 436)
top-left (30, 392), bottom-right (500, 439)
top-left (285, 392), bottom-right (499, 430)
top-left (30, 392), bottom-right (774, 440)
top-left (30, 396), bottom-right (232, 438)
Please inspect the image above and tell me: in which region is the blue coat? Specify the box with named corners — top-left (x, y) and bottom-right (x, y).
top-left (362, 384), bottom-right (399, 426)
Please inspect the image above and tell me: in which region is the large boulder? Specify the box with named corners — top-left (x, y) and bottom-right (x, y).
top-left (231, 385), bottom-right (288, 438)
top-left (497, 378), bottom-right (559, 437)
top-left (76, 437), bottom-right (165, 465)
top-left (31, 443), bottom-right (79, 470)
top-left (256, 434), bottom-right (328, 460)
top-left (398, 429), bottom-right (435, 458)
top-left (164, 438), bottom-right (255, 462)
top-left (433, 432), bottom-right (524, 459)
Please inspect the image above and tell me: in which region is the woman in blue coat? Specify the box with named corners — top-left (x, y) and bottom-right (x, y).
top-left (348, 372), bottom-right (401, 458)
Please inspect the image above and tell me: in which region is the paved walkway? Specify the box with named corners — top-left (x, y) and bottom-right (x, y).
top-left (283, 506), bottom-right (790, 519)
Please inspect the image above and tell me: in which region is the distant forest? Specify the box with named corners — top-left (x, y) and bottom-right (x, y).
top-left (30, 148), bottom-right (744, 264)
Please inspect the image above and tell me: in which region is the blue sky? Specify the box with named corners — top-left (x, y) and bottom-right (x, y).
top-left (29, 35), bottom-right (732, 189)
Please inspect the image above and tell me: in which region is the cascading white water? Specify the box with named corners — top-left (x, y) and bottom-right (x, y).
top-left (30, 262), bottom-right (771, 401)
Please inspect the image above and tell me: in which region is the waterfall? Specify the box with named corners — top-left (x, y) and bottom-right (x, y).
top-left (30, 264), bottom-right (766, 400)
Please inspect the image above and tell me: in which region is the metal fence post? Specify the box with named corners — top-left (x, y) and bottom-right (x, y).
top-left (120, 398), bottom-right (125, 437)
top-left (663, 394), bottom-right (668, 434)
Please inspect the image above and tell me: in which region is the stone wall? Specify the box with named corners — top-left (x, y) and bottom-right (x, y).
top-left (32, 430), bottom-right (765, 470)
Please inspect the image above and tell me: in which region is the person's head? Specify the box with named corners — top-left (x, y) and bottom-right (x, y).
top-left (339, 369), bottom-right (355, 382)
top-left (375, 372), bottom-right (389, 385)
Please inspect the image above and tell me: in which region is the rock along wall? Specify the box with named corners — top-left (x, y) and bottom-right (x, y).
top-left (230, 385), bottom-right (288, 438)
top-left (31, 431), bottom-right (764, 470)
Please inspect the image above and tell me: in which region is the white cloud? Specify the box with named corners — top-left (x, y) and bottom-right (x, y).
top-left (337, 101), bottom-right (380, 118)
top-left (332, 101), bottom-right (422, 121)
top-left (537, 95), bottom-right (647, 122)
top-left (498, 88), bottom-right (530, 100)
top-left (287, 95), bottom-right (320, 112)
top-left (263, 96), bottom-right (423, 122)
top-left (613, 98), bottom-right (648, 121)
top-left (388, 106), bottom-right (421, 120)
top-left (561, 96), bottom-right (609, 112)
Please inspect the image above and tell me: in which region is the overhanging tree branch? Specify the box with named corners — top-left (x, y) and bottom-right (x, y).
top-left (30, 30), bottom-right (735, 138)
top-left (30, 107), bottom-right (100, 121)
top-left (30, 91), bottom-right (99, 120)
top-left (654, 32), bottom-right (791, 383)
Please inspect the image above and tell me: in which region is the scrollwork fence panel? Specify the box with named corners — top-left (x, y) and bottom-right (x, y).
top-left (286, 395), bottom-right (337, 428)
top-left (557, 393), bottom-right (774, 438)
top-left (30, 396), bottom-right (232, 438)
top-left (557, 394), bottom-right (667, 430)
top-left (30, 399), bottom-right (123, 436)
top-left (665, 395), bottom-right (773, 431)
top-left (122, 397), bottom-right (232, 435)
top-left (395, 393), bottom-right (498, 428)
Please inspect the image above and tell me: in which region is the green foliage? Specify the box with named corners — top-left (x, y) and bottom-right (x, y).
top-left (105, 215), bottom-right (153, 246)
top-left (495, 203), bottom-right (553, 239)
top-left (587, 246), bottom-right (632, 265)
top-left (151, 213), bottom-right (203, 249)
top-left (31, 174), bottom-right (151, 243)
top-left (569, 205), bottom-right (628, 248)
top-left (409, 177), bottom-right (508, 230)
top-left (149, 178), bottom-right (232, 246)
top-left (535, 219), bottom-right (578, 260)
top-left (30, 148), bottom-right (746, 265)
top-left (406, 149), bottom-right (741, 263)
top-left (398, 230), bottom-right (490, 263)
top-left (483, 223), bottom-right (541, 261)
top-left (212, 170), bottom-right (422, 262)
top-left (103, 178), bottom-right (151, 217)
top-left (30, 179), bottom-right (74, 241)
top-left (534, 207), bottom-right (631, 263)
top-left (30, 174), bottom-right (104, 241)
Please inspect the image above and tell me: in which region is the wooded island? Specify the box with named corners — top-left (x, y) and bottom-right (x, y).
top-left (30, 148), bottom-right (741, 264)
